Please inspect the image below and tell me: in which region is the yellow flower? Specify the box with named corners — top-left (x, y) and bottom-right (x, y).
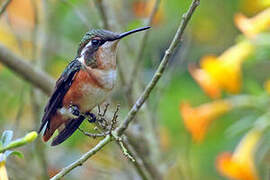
top-left (216, 129), bottom-right (261, 180)
top-left (132, 0), bottom-right (165, 25)
top-left (240, 0), bottom-right (270, 14)
top-left (261, 0), bottom-right (270, 7)
top-left (264, 79), bottom-right (270, 94)
top-left (0, 158), bottom-right (8, 180)
top-left (189, 64), bottom-right (221, 99)
top-left (0, 0), bottom-right (43, 59)
top-left (235, 8), bottom-right (270, 38)
top-left (179, 100), bottom-right (231, 142)
top-left (6, 0), bottom-right (40, 31)
top-left (189, 41), bottom-right (254, 98)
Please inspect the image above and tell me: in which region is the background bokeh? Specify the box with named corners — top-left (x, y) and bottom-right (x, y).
top-left (0, 0), bottom-right (270, 179)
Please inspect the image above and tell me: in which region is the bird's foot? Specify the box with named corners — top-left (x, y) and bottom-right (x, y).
top-left (85, 112), bottom-right (96, 123)
top-left (68, 105), bottom-right (81, 117)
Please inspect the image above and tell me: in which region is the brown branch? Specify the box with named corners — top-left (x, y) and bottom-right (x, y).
top-left (50, 0), bottom-right (200, 179)
top-left (0, 43), bottom-right (55, 95)
top-left (0, 0), bottom-right (12, 17)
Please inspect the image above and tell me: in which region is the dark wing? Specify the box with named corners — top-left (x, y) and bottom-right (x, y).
top-left (51, 115), bottom-right (85, 146)
top-left (38, 60), bottom-right (82, 133)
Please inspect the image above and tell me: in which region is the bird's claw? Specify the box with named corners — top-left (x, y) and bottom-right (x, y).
top-left (85, 112), bottom-right (96, 123)
top-left (69, 105), bottom-right (80, 117)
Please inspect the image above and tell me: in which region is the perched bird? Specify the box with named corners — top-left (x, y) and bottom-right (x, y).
top-left (38, 26), bottom-right (150, 146)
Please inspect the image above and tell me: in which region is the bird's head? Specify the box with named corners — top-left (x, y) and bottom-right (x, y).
top-left (77, 26), bottom-right (151, 69)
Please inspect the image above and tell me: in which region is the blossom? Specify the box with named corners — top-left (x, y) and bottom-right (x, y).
top-left (235, 8), bottom-right (270, 38)
top-left (189, 64), bottom-right (221, 99)
top-left (0, 154), bottom-right (8, 180)
top-left (179, 100), bottom-right (231, 142)
top-left (240, 0), bottom-right (270, 14)
top-left (132, 0), bottom-right (165, 25)
top-left (216, 129), bottom-right (261, 180)
top-left (189, 41), bottom-right (254, 98)
top-left (6, 0), bottom-right (39, 31)
top-left (0, 0), bottom-right (42, 59)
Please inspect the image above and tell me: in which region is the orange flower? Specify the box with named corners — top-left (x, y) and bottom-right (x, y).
top-left (0, 0), bottom-right (42, 59)
top-left (189, 64), bottom-right (221, 99)
top-left (6, 0), bottom-right (39, 31)
top-left (189, 41), bottom-right (254, 98)
top-left (216, 129), bottom-right (261, 180)
top-left (179, 100), bottom-right (231, 142)
top-left (133, 0), bottom-right (165, 25)
top-left (235, 8), bottom-right (270, 38)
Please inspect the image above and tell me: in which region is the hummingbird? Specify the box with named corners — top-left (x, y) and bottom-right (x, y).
top-left (38, 26), bottom-right (151, 146)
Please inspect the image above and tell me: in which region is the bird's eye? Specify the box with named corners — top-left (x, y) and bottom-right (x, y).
top-left (91, 39), bottom-right (100, 46)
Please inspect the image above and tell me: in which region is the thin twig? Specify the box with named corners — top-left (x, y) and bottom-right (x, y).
top-left (50, 1), bottom-right (200, 179)
top-left (102, 103), bottom-right (110, 116)
top-left (78, 128), bottom-right (107, 138)
top-left (0, 0), bottom-right (12, 17)
top-left (109, 104), bottom-right (120, 132)
top-left (116, 0), bottom-right (200, 136)
top-left (128, 0), bottom-right (161, 90)
top-left (50, 135), bottom-right (112, 180)
top-left (94, 0), bottom-right (109, 29)
top-left (117, 139), bottom-right (135, 162)
top-left (118, 137), bottom-right (152, 180)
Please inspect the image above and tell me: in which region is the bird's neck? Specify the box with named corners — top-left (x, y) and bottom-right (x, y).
top-left (95, 44), bottom-right (117, 70)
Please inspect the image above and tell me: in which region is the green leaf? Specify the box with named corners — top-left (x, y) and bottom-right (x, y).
top-left (1, 130), bottom-right (13, 147)
top-left (4, 150), bottom-right (23, 159)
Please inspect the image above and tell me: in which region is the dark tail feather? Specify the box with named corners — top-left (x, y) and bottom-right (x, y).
top-left (38, 121), bottom-right (46, 134)
top-left (51, 116), bottom-right (84, 146)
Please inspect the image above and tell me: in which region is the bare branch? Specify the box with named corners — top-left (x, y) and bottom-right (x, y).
top-left (50, 135), bottom-right (112, 180)
top-left (128, 0), bottom-right (161, 89)
top-left (118, 138), bottom-right (152, 180)
top-left (0, 43), bottom-right (55, 95)
top-left (116, 138), bottom-right (135, 162)
top-left (78, 128), bottom-right (107, 138)
top-left (0, 0), bottom-right (12, 17)
top-left (116, 0), bottom-right (200, 136)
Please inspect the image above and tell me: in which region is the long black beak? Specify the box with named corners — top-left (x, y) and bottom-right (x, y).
top-left (116, 26), bottom-right (151, 40)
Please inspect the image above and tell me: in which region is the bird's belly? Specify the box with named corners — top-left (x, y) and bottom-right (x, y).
top-left (78, 83), bottom-right (110, 112)
top-left (62, 69), bottom-right (116, 113)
